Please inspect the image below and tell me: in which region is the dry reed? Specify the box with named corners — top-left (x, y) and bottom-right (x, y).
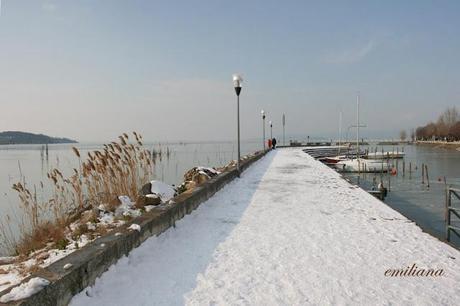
top-left (1, 132), bottom-right (153, 256)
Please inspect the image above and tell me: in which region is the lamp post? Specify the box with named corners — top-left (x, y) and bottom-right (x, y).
top-left (282, 113), bottom-right (285, 146)
top-left (233, 74), bottom-right (243, 176)
top-left (261, 110), bottom-right (266, 150)
top-left (269, 121), bottom-right (273, 139)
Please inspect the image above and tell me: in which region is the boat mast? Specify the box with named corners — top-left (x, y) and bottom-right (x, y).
top-left (356, 94), bottom-right (360, 161)
top-left (338, 111), bottom-right (342, 155)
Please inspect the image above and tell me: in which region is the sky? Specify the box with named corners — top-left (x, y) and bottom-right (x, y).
top-left (0, 0), bottom-right (459, 142)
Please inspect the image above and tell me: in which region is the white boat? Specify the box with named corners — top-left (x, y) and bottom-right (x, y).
top-left (335, 159), bottom-right (389, 173)
top-left (365, 151), bottom-right (405, 159)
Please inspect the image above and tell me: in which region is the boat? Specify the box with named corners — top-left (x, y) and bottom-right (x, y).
top-left (302, 146), bottom-right (349, 158)
top-left (335, 158), bottom-right (389, 173)
top-left (365, 151), bottom-right (405, 159)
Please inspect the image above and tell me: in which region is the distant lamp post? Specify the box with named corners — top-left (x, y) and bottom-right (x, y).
top-left (233, 73), bottom-right (243, 175)
top-left (282, 113), bottom-right (286, 146)
top-left (269, 121), bottom-right (273, 139)
top-left (261, 110), bottom-right (266, 150)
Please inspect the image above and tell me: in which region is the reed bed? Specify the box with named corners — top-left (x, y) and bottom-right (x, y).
top-left (1, 132), bottom-right (153, 256)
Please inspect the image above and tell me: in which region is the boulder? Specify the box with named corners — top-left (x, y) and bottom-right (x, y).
top-left (183, 167), bottom-right (220, 184)
top-left (136, 194), bottom-right (161, 208)
top-left (140, 182), bottom-right (153, 196)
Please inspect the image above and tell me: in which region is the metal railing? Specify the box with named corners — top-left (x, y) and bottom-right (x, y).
top-left (446, 187), bottom-right (460, 242)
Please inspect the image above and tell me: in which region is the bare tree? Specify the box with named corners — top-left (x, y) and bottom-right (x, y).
top-left (441, 106), bottom-right (459, 128)
top-left (399, 130), bottom-right (407, 141)
top-left (416, 107), bottom-right (460, 141)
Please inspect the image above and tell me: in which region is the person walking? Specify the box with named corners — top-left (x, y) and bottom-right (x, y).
top-left (272, 138), bottom-right (277, 149)
top-left (268, 138), bottom-right (272, 150)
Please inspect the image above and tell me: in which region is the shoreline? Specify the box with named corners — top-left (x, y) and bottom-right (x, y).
top-left (415, 140), bottom-right (460, 151)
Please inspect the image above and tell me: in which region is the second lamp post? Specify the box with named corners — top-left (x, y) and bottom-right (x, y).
top-left (261, 110), bottom-right (266, 150)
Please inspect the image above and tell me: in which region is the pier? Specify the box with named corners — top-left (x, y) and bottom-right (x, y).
top-left (69, 148), bottom-right (460, 305)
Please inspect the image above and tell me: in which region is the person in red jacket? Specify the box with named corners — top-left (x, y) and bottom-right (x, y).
top-left (268, 138), bottom-right (272, 150)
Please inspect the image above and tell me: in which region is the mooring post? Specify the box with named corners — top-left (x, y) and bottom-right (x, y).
top-left (392, 146), bottom-right (395, 167)
top-left (425, 164), bottom-right (430, 188)
top-left (409, 162), bottom-right (412, 179)
top-left (402, 160), bottom-right (405, 177)
top-left (388, 168), bottom-right (391, 192)
top-left (422, 163), bottom-right (425, 184)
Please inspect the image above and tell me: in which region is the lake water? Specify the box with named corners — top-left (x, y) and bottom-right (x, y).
top-left (0, 140), bottom-right (263, 254)
top-left (342, 144), bottom-right (460, 248)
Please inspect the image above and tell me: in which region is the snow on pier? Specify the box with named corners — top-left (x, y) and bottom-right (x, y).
top-left (71, 149), bottom-right (460, 305)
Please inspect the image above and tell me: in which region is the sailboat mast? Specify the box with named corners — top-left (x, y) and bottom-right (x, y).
top-left (356, 94), bottom-right (360, 160)
top-left (338, 111), bottom-right (342, 155)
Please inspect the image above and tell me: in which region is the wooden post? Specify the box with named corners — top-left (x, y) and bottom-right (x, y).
top-left (402, 160), bottom-right (405, 177)
top-left (388, 166), bottom-right (391, 192)
top-left (422, 163), bottom-right (425, 184)
top-left (409, 162), bottom-right (412, 179)
top-left (392, 146), bottom-right (395, 167)
top-left (425, 164), bottom-right (430, 188)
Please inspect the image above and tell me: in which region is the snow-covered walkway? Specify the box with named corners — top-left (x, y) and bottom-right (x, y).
top-left (71, 149), bottom-right (460, 305)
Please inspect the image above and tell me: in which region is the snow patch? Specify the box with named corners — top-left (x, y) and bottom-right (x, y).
top-left (128, 224), bottom-right (141, 232)
top-left (63, 263), bottom-right (73, 270)
top-left (0, 277), bottom-right (50, 303)
top-left (150, 181), bottom-right (175, 202)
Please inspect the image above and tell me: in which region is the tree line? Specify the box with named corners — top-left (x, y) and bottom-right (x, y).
top-left (415, 107), bottom-right (460, 141)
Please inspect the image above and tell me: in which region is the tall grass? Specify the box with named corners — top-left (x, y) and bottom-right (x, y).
top-left (1, 132), bottom-right (153, 256)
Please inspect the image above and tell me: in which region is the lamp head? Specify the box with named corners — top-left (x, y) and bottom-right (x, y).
top-left (233, 74), bottom-right (243, 96)
top-left (233, 74), bottom-right (243, 87)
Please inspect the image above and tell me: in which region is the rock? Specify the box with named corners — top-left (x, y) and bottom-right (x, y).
top-left (184, 167), bottom-right (219, 182)
top-left (36, 252), bottom-right (50, 261)
top-left (135, 194), bottom-right (161, 208)
top-left (0, 256), bottom-right (16, 266)
top-left (140, 182), bottom-right (153, 196)
top-left (107, 197), bottom-right (122, 212)
top-left (183, 167), bottom-right (220, 186)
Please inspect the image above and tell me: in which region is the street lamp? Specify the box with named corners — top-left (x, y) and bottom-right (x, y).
top-left (261, 110), bottom-right (266, 150)
top-left (282, 113), bottom-right (286, 146)
top-left (233, 73), bottom-right (243, 175)
top-left (269, 120), bottom-right (273, 139)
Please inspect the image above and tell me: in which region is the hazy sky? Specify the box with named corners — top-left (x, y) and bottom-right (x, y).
top-left (1, 0), bottom-right (459, 142)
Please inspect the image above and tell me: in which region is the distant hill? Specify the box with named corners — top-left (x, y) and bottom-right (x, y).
top-left (0, 131), bottom-right (77, 145)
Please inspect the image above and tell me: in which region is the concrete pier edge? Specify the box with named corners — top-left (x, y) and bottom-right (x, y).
top-left (0, 150), bottom-right (267, 306)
